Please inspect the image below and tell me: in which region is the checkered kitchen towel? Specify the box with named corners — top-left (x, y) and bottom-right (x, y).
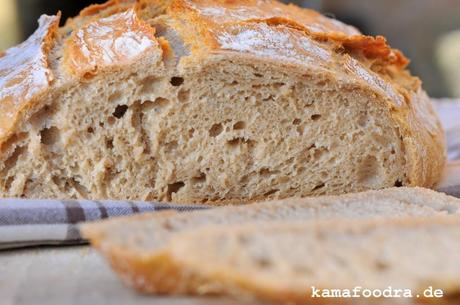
top-left (0, 100), bottom-right (459, 250)
top-left (0, 199), bottom-right (207, 250)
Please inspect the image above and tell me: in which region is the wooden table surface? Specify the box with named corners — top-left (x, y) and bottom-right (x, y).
top-left (0, 246), bottom-right (260, 305)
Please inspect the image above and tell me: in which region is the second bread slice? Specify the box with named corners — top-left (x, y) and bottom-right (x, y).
top-left (82, 187), bottom-right (460, 294)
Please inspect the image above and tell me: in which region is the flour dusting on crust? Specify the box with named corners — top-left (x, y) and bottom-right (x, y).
top-left (65, 9), bottom-right (159, 76)
top-left (0, 14), bottom-right (59, 138)
top-left (216, 23), bottom-right (332, 66)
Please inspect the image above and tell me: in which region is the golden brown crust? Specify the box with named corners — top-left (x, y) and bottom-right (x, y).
top-left (0, 13), bottom-right (60, 145)
top-left (172, 0), bottom-right (359, 35)
top-left (63, 8), bottom-right (159, 77)
top-left (341, 35), bottom-right (409, 68)
top-left (399, 88), bottom-right (446, 188)
top-left (0, 0), bottom-right (446, 189)
top-left (166, 0), bottom-right (407, 67)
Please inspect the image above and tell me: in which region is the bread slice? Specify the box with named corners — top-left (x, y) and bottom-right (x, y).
top-left (169, 217), bottom-right (460, 304)
top-left (81, 187), bottom-right (460, 294)
top-left (0, 0), bottom-right (445, 203)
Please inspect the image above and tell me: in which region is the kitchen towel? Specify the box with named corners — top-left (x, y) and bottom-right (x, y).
top-left (0, 199), bottom-right (207, 250)
top-left (0, 99), bottom-right (459, 250)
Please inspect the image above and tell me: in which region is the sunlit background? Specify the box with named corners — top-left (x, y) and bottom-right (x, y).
top-left (1, 0), bottom-right (460, 98)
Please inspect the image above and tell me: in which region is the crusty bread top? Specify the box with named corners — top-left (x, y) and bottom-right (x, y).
top-left (0, 0), bottom-right (445, 187)
top-left (166, 0), bottom-right (409, 67)
top-left (64, 9), bottom-right (160, 77)
top-left (174, 0), bottom-right (360, 35)
top-left (0, 14), bottom-right (60, 144)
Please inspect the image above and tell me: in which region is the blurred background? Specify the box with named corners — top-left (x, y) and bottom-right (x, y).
top-left (1, 0), bottom-right (460, 98)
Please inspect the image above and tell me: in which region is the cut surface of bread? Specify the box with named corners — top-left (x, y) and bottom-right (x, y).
top-left (81, 187), bottom-right (460, 294)
top-left (0, 0), bottom-right (445, 203)
top-left (169, 217), bottom-right (460, 305)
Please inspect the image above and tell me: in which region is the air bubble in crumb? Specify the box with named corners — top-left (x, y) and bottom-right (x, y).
top-left (113, 105), bottom-right (128, 119)
top-left (167, 182), bottom-right (185, 199)
top-left (170, 77), bottom-right (184, 86)
top-left (233, 121), bottom-right (246, 130)
top-left (40, 127), bottom-right (60, 145)
top-left (209, 123), bottom-right (223, 137)
top-left (311, 114), bottom-right (321, 121)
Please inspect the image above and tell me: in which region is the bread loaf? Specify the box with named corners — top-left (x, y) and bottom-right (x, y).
top-left (169, 217), bottom-right (460, 304)
top-left (81, 187), bottom-right (460, 294)
top-left (0, 0), bottom-right (445, 203)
